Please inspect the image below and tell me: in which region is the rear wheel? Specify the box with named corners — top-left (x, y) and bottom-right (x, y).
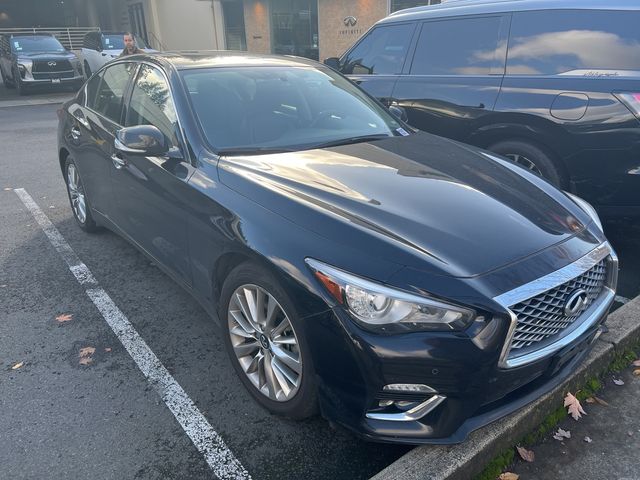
top-left (220, 262), bottom-right (318, 419)
top-left (64, 157), bottom-right (99, 232)
top-left (488, 140), bottom-right (564, 187)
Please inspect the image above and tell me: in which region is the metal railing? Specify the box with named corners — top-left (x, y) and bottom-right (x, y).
top-left (0, 27), bottom-right (100, 51)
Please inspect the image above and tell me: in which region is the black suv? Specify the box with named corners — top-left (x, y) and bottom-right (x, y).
top-left (326, 0), bottom-right (640, 216)
top-left (0, 34), bottom-right (84, 95)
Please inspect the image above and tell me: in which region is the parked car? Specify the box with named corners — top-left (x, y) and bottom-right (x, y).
top-left (80, 31), bottom-right (151, 79)
top-left (57, 52), bottom-right (617, 444)
top-left (0, 34), bottom-right (83, 95)
top-left (325, 0), bottom-right (640, 217)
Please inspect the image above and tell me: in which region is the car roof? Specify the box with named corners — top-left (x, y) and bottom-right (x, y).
top-left (382, 0), bottom-right (640, 24)
top-left (124, 50), bottom-right (323, 71)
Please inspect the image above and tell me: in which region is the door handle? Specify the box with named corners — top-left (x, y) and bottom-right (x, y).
top-left (111, 154), bottom-right (127, 169)
top-left (70, 126), bottom-right (81, 140)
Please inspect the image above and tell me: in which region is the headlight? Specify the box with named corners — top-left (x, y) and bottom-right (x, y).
top-left (565, 192), bottom-right (602, 232)
top-left (17, 59), bottom-right (32, 77)
top-left (306, 258), bottom-right (476, 333)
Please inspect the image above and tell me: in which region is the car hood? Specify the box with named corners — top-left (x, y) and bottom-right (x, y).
top-left (218, 132), bottom-right (593, 278)
top-left (16, 52), bottom-right (77, 61)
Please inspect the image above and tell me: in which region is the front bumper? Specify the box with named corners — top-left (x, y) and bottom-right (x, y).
top-left (308, 243), bottom-right (617, 444)
top-left (20, 74), bottom-right (84, 86)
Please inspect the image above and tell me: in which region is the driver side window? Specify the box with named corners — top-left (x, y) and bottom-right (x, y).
top-left (341, 23), bottom-right (415, 75)
top-left (125, 64), bottom-right (179, 147)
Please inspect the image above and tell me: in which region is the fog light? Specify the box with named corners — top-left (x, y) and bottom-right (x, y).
top-left (378, 399), bottom-right (394, 407)
top-left (383, 383), bottom-right (436, 393)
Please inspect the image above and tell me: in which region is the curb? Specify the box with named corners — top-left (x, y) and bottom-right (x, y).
top-left (371, 296), bottom-right (640, 480)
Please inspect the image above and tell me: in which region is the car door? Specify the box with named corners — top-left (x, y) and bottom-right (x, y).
top-left (339, 22), bottom-right (417, 106)
top-left (111, 63), bottom-right (195, 285)
top-left (391, 14), bottom-right (509, 142)
top-left (70, 62), bottom-right (136, 219)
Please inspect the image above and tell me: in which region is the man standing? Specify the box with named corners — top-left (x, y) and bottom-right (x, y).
top-left (119, 32), bottom-right (144, 57)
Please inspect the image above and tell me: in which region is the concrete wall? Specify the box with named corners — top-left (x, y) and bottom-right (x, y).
top-left (243, 0), bottom-right (271, 54)
top-left (317, 0), bottom-right (388, 61)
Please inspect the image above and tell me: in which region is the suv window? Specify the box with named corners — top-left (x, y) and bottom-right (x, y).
top-left (411, 16), bottom-right (503, 75)
top-left (92, 62), bottom-right (135, 123)
top-left (508, 10), bottom-right (640, 75)
top-left (341, 23), bottom-right (415, 75)
top-left (125, 64), bottom-right (179, 146)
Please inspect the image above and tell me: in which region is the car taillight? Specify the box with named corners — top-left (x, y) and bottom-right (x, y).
top-left (613, 92), bottom-right (640, 119)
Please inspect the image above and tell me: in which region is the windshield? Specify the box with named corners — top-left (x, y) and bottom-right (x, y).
top-left (181, 65), bottom-right (406, 153)
top-left (11, 36), bottom-right (65, 53)
top-left (102, 35), bottom-right (125, 50)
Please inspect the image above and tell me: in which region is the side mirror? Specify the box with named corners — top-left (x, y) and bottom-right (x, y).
top-left (389, 105), bottom-right (408, 123)
top-left (115, 125), bottom-right (169, 156)
top-left (324, 57), bottom-right (340, 71)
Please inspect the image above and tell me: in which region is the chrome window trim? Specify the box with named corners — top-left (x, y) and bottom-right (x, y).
top-left (495, 242), bottom-right (618, 369)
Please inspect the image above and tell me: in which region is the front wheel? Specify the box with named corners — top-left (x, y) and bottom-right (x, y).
top-left (64, 157), bottom-right (99, 232)
top-left (220, 262), bottom-right (318, 419)
top-left (488, 140), bottom-right (564, 188)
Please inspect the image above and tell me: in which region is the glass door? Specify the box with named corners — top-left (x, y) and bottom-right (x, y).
top-left (270, 0), bottom-right (318, 60)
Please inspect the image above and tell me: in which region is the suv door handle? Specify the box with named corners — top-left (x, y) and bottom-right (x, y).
top-left (70, 126), bottom-right (81, 140)
top-left (111, 154), bottom-right (127, 169)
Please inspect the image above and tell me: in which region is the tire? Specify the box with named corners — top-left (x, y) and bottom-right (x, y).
top-left (1, 68), bottom-right (15, 89)
top-left (488, 140), bottom-right (564, 187)
top-left (15, 70), bottom-right (27, 96)
top-left (64, 157), bottom-right (99, 232)
top-left (83, 61), bottom-right (92, 79)
top-left (219, 262), bottom-right (318, 419)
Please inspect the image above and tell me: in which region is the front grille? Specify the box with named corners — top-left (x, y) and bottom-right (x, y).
top-left (509, 259), bottom-right (607, 351)
top-left (32, 60), bottom-right (72, 73)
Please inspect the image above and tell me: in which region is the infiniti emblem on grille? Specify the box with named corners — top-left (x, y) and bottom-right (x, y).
top-left (564, 289), bottom-right (588, 316)
top-left (48, 61), bottom-right (57, 67)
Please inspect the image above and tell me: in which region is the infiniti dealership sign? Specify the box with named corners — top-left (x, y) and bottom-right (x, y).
top-left (339, 15), bottom-right (362, 36)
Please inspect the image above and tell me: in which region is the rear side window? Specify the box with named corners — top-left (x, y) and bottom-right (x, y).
top-left (507, 10), bottom-right (640, 75)
top-left (341, 23), bottom-right (415, 75)
top-left (410, 16), bottom-right (504, 75)
top-left (92, 62), bottom-right (135, 123)
top-left (85, 71), bottom-right (103, 109)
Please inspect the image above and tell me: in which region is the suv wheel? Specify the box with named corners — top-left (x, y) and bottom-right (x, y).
top-left (220, 262), bottom-right (318, 419)
top-left (489, 140), bottom-right (564, 187)
top-left (64, 157), bottom-right (99, 232)
top-left (84, 61), bottom-right (92, 79)
top-left (14, 68), bottom-right (27, 96)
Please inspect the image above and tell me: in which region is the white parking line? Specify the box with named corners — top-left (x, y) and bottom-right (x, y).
top-left (14, 188), bottom-right (251, 480)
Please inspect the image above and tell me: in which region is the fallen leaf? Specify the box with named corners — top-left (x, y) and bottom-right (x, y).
top-left (586, 395), bottom-right (609, 406)
top-left (564, 392), bottom-right (587, 420)
top-left (3, 187), bottom-right (12, 191)
top-left (516, 445), bottom-right (535, 463)
top-left (55, 313), bottom-right (73, 323)
top-left (613, 378), bottom-right (625, 386)
top-left (104, 347), bottom-right (112, 353)
top-left (632, 360), bottom-right (640, 367)
top-left (79, 356), bottom-right (93, 366)
top-left (48, 205), bottom-right (55, 209)
top-left (499, 473), bottom-right (519, 480)
top-left (0, 284), bottom-right (7, 288)
top-left (628, 431), bottom-right (634, 437)
top-left (633, 369), bottom-right (640, 376)
top-left (584, 436), bottom-right (592, 443)
top-left (11, 361), bottom-right (24, 370)
top-left (553, 428), bottom-right (571, 440)
top-left (79, 346), bottom-right (95, 357)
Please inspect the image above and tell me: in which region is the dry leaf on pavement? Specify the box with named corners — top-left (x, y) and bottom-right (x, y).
top-left (3, 187), bottom-right (12, 191)
top-left (633, 369), bottom-right (640, 376)
top-left (564, 392), bottom-right (586, 420)
top-left (104, 347), bottom-right (112, 353)
top-left (56, 313), bottom-right (73, 323)
top-left (613, 378), bottom-right (625, 385)
top-left (553, 428), bottom-right (571, 440)
top-left (79, 346), bottom-right (95, 365)
top-left (499, 473), bottom-right (519, 480)
top-left (632, 360), bottom-right (640, 367)
top-left (11, 362), bottom-right (24, 370)
top-left (584, 436), bottom-right (593, 443)
top-left (516, 446), bottom-right (535, 462)
top-left (586, 396), bottom-right (609, 406)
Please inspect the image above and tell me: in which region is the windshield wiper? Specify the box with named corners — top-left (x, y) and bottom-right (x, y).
top-left (311, 134), bottom-right (394, 150)
top-left (218, 146), bottom-right (296, 156)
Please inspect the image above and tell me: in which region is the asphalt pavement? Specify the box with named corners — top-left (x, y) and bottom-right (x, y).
top-left (1, 100), bottom-right (638, 480)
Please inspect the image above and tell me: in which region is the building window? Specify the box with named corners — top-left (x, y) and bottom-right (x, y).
top-left (390, 0), bottom-right (441, 13)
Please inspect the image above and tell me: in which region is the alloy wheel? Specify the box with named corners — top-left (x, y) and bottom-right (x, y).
top-left (504, 153), bottom-right (542, 176)
top-left (227, 284), bottom-right (302, 402)
top-left (66, 163), bottom-right (87, 224)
